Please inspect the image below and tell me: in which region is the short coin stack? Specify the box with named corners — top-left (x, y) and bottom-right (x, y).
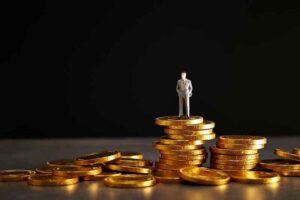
top-left (259, 148), bottom-right (300, 177)
top-left (210, 135), bottom-right (267, 170)
top-left (153, 116), bottom-right (216, 183)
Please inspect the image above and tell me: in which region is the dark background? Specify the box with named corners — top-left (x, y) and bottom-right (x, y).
top-left (1, 0), bottom-right (300, 138)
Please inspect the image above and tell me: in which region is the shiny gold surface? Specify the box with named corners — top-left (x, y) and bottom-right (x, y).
top-left (105, 163), bottom-right (152, 174)
top-left (104, 174), bottom-right (156, 188)
top-left (0, 170), bottom-right (35, 182)
top-left (28, 174), bottom-right (79, 186)
top-left (179, 167), bottom-right (230, 185)
top-left (275, 149), bottom-right (300, 162)
top-left (228, 171), bottom-right (280, 184)
top-left (164, 128), bottom-right (213, 135)
top-left (159, 137), bottom-right (205, 145)
top-left (216, 143), bottom-right (264, 150)
top-left (168, 120), bottom-right (215, 130)
top-left (259, 159), bottom-right (300, 171)
top-left (74, 151), bottom-right (121, 165)
top-left (210, 146), bottom-right (258, 155)
top-left (155, 116), bottom-right (203, 126)
top-left (53, 166), bottom-right (102, 177)
top-left (218, 135), bottom-right (267, 145)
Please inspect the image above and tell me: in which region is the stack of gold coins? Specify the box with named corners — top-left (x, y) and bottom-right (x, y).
top-left (259, 148), bottom-right (300, 177)
top-left (153, 116), bottom-right (216, 183)
top-left (210, 135), bottom-right (267, 170)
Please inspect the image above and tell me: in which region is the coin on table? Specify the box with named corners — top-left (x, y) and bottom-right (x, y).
top-left (218, 135), bottom-right (267, 145)
top-left (82, 171), bottom-right (122, 181)
top-left (120, 152), bottom-right (143, 160)
top-left (47, 159), bottom-right (77, 167)
top-left (28, 174), bottom-right (79, 186)
top-left (159, 136), bottom-right (205, 146)
top-left (154, 175), bottom-right (182, 183)
top-left (159, 158), bottom-right (204, 166)
top-left (228, 171), bottom-right (280, 184)
top-left (211, 163), bottom-right (256, 170)
top-left (293, 148), bottom-right (300, 156)
top-left (74, 151), bottom-right (121, 165)
top-left (155, 116), bottom-right (203, 126)
top-left (155, 168), bottom-right (180, 177)
top-left (216, 142), bottom-right (264, 150)
top-left (154, 142), bottom-right (202, 151)
top-left (274, 149), bottom-right (300, 162)
top-left (211, 154), bottom-right (259, 160)
top-left (212, 158), bottom-right (258, 166)
top-left (159, 148), bottom-right (206, 156)
top-left (168, 120), bottom-right (215, 130)
top-left (179, 167), bottom-right (230, 185)
top-left (168, 133), bottom-right (216, 140)
top-left (259, 159), bottom-right (300, 171)
top-left (161, 153), bottom-right (206, 161)
top-left (105, 163), bottom-right (152, 174)
top-left (104, 174), bottom-right (156, 188)
top-left (0, 170), bottom-right (35, 182)
top-left (53, 166), bottom-right (102, 177)
top-left (210, 146), bottom-right (258, 155)
top-left (112, 158), bottom-right (152, 167)
top-left (164, 128), bottom-right (213, 135)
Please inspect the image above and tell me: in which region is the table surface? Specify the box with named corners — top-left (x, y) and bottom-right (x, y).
top-left (0, 137), bottom-right (299, 200)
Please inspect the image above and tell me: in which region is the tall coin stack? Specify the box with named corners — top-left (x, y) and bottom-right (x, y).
top-left (153, 116), bottom-right (216, 183)
top-left (210, 135), bottom-right (267, 170)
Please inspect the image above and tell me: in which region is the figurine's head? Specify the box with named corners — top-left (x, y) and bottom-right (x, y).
top-left (181, 71), bottom-right (187, 80)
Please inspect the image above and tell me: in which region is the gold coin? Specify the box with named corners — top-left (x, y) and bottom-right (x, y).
top-left (155, 116), bottom-right (203, 126)
top-left (164, 128), bottom-right (213, 135)
top-left (74, 151), bottom-right (121, 165)
top-left (155, 162), bottom-right (195, 170)
top-left (168, 120), bottom-right (215, 130)
top-left (0, 170), bottom-right (35, 182)
top-left (218, 135), bottom-right (267, 145)
top-left (28, 174), bottom-right (79, 186)
top-left (211, 153), bottom-right (259, 160)
top-left (105, 163), bottom-right (152, 174)
top-left (155, 169), bottom-right (180, 177)
top-left (36, 166), bottom-right (56, 174)
top-left (159, 136), bottom-right (205, 146)
top-left (159, 158), bottom-right (203, 166)
top-left (82, 172), bottom-right (121, 181)
top-left (154, 142), bottom-right (202, 151)
top-left (216, 142), bottom-right (264, 150)
top-left (273, 169), bottom-right (300, 177)
top-left (168, 133), bottom-right (216, 140)
top-left (210, 146), bottom-right (258, 155)
top-left (274, 149), bottom-right (300, 162)
top-left (228, 171), bottom-right (280, 184)
top-left (212, 159), bottom-right (258, 165)
top-left (293, 148), bottom-right (300, 156)
top-left (259, 159), bottom-right (300, 171)
top-left (211, 163), bottom-right (256, 170)
top-left (154, 175), bottom-right (182, 183)
top-left (53, 166), bottom-right (102, 177)
top-left (161, 153), bottom-right (206, 161)
top-left (179, 167), bottom-right (230, 185)
top-left (159, 148), bottom-right (206, 155)
top-left (104, 174), bottom-right (156, 188)
top-left (47, 159), bottom-right (77, 167)
top-left (121, 152), bottom-right (143, 159)
top-left (112, 158), bottom-right (152, 167)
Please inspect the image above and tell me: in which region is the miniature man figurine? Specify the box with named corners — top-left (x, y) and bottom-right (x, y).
top-left (176, 71), bottom-right (193, 118)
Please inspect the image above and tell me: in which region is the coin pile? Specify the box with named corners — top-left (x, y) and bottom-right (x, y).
top-left (259, 148), bottom-right (300, 176)
top-left (153, 116), bottom-right (216, 183)
top-left (0, 151), bottom-right (156, 188)
top-left (210, 135), bottom-right (267, 170)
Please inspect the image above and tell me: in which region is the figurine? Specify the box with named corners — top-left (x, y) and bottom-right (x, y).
top-left (176, 71), bottom-right (193, 118)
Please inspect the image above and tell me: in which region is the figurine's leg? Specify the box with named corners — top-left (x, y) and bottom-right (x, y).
top-left (186, 96), bottom-right (190, 117)
top-left (178, 96), bottom-right (183, 118)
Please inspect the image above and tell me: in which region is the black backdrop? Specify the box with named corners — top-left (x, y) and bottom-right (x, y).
top-left (1, 1), bottom-right (300, 138)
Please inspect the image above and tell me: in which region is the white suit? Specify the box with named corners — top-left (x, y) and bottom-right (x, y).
top-left (176, 79), bottom-right (193, 117)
